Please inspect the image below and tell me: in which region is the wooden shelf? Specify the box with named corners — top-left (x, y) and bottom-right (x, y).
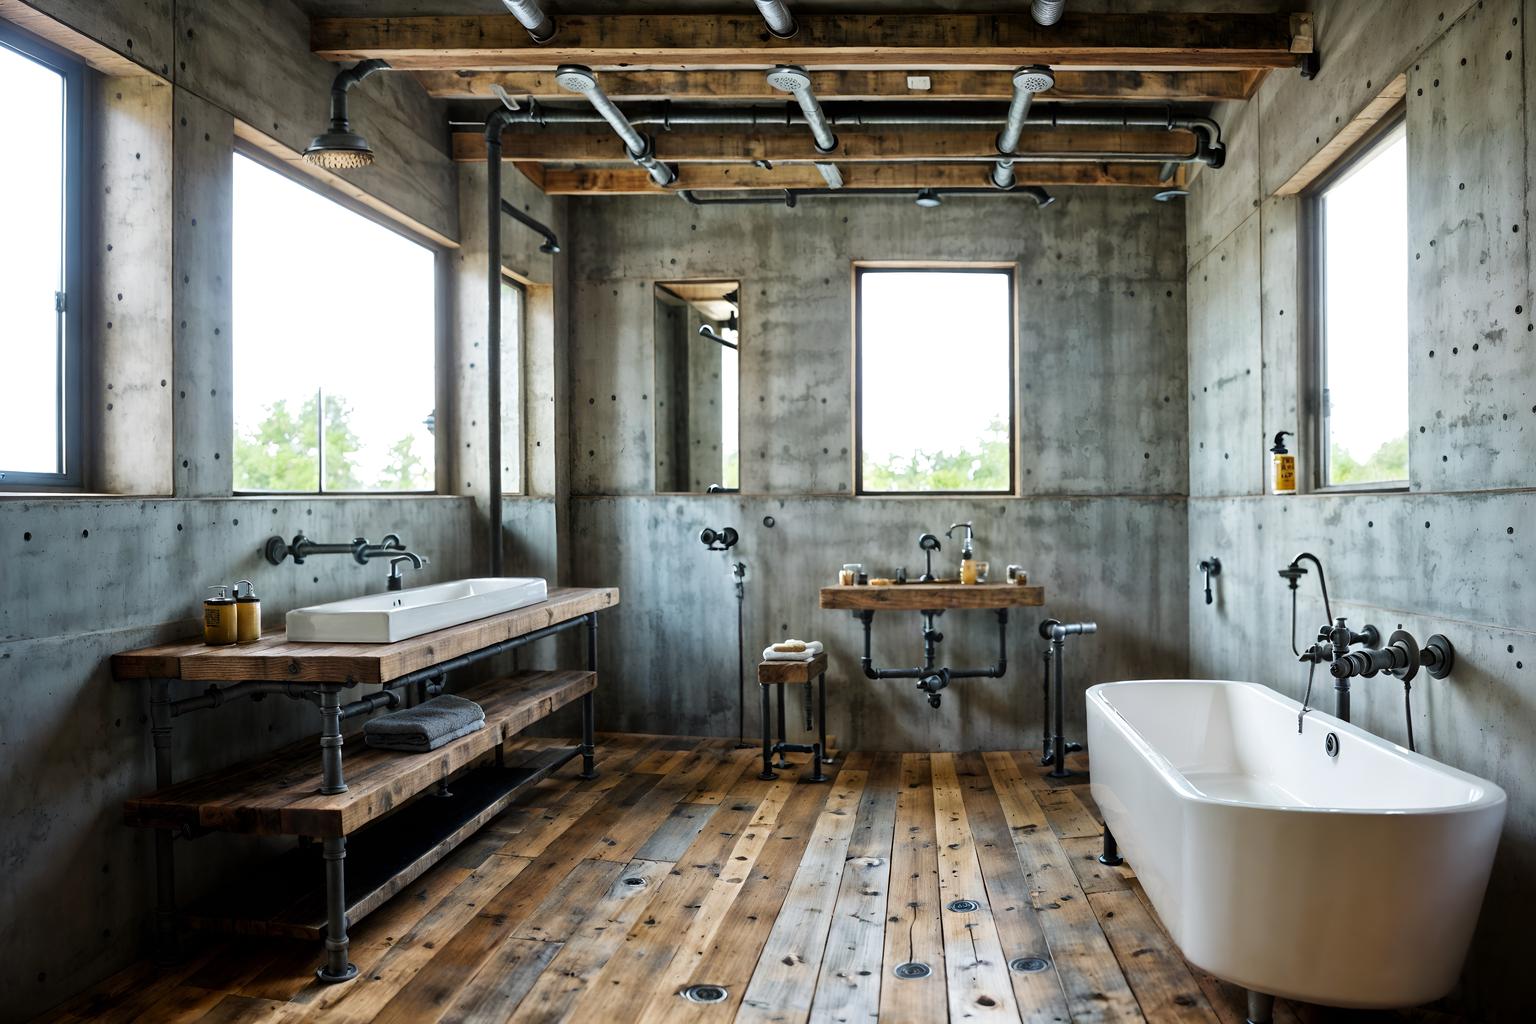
top-left (820, 583), bottom-right (1045, 611)
top-left (123, 671), bottom-right (595, 838)
top-left (111, 586), bottom-right (618, 685)
top-left (180, 749), bottom-right (572, 940)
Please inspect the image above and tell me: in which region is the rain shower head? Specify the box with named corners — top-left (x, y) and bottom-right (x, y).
top-left (554, 65), bottom-right (599, 93)
top-left (1013, 65), bottom-right (1057, 94)
top-left (765, 65), bottom-right (813, 95)
top-left (304, 59), bottom-right (390, 170)
top-left (1154, 188), bottom-right (1191, 202)
top-left (915, 189), bottom-right (942, 208)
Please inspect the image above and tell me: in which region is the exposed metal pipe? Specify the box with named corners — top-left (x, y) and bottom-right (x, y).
top-left (766, 66), bottom-right (842, 188)
top-left (993, 65), bottom-right (1057, 189)
top-left (1032, 0), bottom-right (1066, 26)
top-left (485, 107), bottom-right (517, 577)
top-left (680, 185), bottom-right (1055, 207)
top-left (470, 101), bottom-right (1225, 166)
top-left (500, 199), bottom-right (560, 254)
top-left (698, 324), bottom-right (739, 349)
top-left (500, 0), bottom-right (555, 43)
top-left (752, 0), bottom-right (798, 38)
top-left (555, 65), bottom-right (676, 186)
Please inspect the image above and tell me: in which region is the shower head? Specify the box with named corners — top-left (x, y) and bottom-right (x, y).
top-left (914, 189), bottom-right (942, 208)
top-left (554, 65), bottom-right (599, 94)
top-left (765, 65), bottom-right (813, 95)
top-left (303, 59), bottom-right (389, 170)
top-left (1013, 65), bottom-right (1056, 94)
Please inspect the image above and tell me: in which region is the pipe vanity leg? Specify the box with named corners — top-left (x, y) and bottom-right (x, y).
top-left (580, 612), bottom-right (598, 779)
top-left (774, 684), bottom-right (791, 768)
top-left (318, 687), bottom-right (347, 795)
top-left (759, 683), bottom-right (777, 781)
top-left (150, 679), bottom-right (177, 960)
top-left (1099, 826), bottom-right (1124, 867)
top-left (1245, 990), bottom-right (1274, 1024)
top-left (315, 836), bottom-right (358, 983)
top-left (818, 670), bottom-right (832, 764)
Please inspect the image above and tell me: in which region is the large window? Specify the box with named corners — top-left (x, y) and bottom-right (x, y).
top-left (0, 25), bottom-right (83, 489)
top-left (1309, 116), bottom-right (1409, 488)
top-left (232, 152), bottom-right (437, 493)
top-left (855, 266), bottom-right (1015, 494)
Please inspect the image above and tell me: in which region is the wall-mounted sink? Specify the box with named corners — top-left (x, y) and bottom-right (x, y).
top-left (286, 577), bottom-right (549, 643)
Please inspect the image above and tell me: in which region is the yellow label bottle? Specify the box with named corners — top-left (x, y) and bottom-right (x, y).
top-left (234, 579), bottom-right (262, 644)
top-left (1270, 431), bottom-right (1296, 495)
top-left (203, 586), bottom-right (238, 646)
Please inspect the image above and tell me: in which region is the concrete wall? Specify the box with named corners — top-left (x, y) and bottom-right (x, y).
top-left (0, 2), bottom-right (547, 1018)
top-left (566, 192), bottom-right (1191, 751)
top-left (1183, 0), bottom-right (1535, 1016)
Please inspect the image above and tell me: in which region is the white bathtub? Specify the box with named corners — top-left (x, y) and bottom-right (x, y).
top-left (1086, 679), bottom-right (1505, 1010)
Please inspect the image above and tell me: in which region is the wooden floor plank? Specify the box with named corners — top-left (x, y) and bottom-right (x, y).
top-left (644, 765), bottom-right (844, 1024)
top-left (955, 752), bottom-right (1074, 1024)
top-left (1089, 889), bottom-right (1220, 1023)
top-left (985, 751), bottom-right (1146, 1023)
top-left (734, 769), bottom-right (870, 1023)
top-left (931, 752), bottom-right (1023, 1021)
top-left (809, 753), bottom-right (900, 1024)
top-left (878, 753), bottom-right (949, 1024)
top-left (506, 858), bottom-right (673, 1023)
top-left (57, 736), bottom-right (1455, 1024)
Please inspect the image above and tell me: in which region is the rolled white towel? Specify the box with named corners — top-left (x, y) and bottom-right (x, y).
top-left (762, 639), bottom-right (823, 661)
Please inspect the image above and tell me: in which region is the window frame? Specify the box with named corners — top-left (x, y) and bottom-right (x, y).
top-left (0, 21), bottom-right (86, 492)
top-left (650, 278), bottom-right (742, 496)
top-left (1301, 104), bottom-right (1410, 494)
top-left (230, 142), bottom-right (447, 497)
top-left (852, 262), bottom-right (1019, 497)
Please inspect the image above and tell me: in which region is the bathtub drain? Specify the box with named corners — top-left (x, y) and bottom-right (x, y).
top-left (946, 898), bottom-right (980, 913)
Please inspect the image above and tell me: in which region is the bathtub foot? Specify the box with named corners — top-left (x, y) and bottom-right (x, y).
top-left (1098, 827), bottom-right (1124, 867)
top-left (1245, 990), bottom-right (1274, 1024)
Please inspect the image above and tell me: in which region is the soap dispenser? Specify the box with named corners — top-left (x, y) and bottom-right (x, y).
top-left (1270, 431), bottom-right (1297, 495)
top-left (203, 586), bottom-right (237, 646)
top-left (234, 579), bottom-right (262, 644)
top-left (947, 522), bottom-right (978, 584)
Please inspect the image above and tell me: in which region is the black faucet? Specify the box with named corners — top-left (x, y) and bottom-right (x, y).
top-left (264, 531), bottom-right (428, 590)
top-left (386, 552), bottom-right (425, 591)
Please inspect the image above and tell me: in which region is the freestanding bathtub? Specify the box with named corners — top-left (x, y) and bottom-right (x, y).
top-left (1086, 679), bottom-right (1505, 1010)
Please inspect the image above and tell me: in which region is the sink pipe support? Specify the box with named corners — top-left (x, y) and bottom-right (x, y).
top-left (1037, 644), bottom-right (1082, 768)
top-left (1041, 618), bottom-right (1097, 778)
top-left (854, 606), bottom-right (1008, 709)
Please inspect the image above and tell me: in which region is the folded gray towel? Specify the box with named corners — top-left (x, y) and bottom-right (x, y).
top-left (364, 694), bottom-right (486, 753)
top-left (366, 717), bottom-right (484, 753)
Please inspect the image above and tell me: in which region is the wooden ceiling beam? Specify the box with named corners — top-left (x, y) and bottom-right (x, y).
top-left (453, 127), bottom-right (1199, 164)
top-left (414, 68), bottom-right (1264, 103)
top-left (313, 12), bottom-right (1310, 71)
top-left (538, 162), bottom-right (1179, 195)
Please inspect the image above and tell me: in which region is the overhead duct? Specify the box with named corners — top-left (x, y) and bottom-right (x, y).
top-left (992, 65), bottom-right (1056, 189)
top-left (554, 65), bottom-right (676, 186)
top-left (766, 66), bottom-right (843, 189)
top-left (1032, 1), bottom-right (1066, 26)
top-left (500, 0), bottom-right (555, 43)
top-left (753, 0), bottom-right (798, 38)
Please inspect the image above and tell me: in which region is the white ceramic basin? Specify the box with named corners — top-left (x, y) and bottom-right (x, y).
top-left (285, 577), bottom-right (548, 643)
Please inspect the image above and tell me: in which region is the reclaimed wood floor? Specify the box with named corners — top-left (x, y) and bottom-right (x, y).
top-left (41, 734), bottom-right (1459, 1023)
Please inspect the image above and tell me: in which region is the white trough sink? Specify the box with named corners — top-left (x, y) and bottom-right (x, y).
top-left (285, 577), bottom-right (549, 644)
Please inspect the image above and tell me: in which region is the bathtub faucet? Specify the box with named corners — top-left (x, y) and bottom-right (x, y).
top-left (1281, 553), bottom-right (1386, 724)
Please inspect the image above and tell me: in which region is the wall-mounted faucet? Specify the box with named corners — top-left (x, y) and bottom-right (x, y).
top-left (1279, 551), bottom-right (1453, 750)
top-left (265, 531), bottom-right (428, 590)
top-left (1198, 556), bottom-right (1221, 605)
top-left (387, 554), bottom-right (423, 591)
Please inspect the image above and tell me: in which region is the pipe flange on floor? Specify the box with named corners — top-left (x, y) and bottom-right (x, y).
top-left (892, 961), bottom-right (932, 980)
top-left (946, 898), bottom-right (981, 913)
top-left (1010, 956), bottom-right (1051, 974)
top-left (679, 984), bottom-right (729, 1004)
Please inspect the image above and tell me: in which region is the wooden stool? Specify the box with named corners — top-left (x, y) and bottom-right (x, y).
top-left (757, 652), bottom-right (830, 783)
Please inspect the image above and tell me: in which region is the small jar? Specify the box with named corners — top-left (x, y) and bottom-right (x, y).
top-left (203, 586), bottom-right (237, 646)
top-left (839, 563), bottom-right (861, 586)
top-left (974, 561), bottom-right (990, 583)
top-left (1007, 565), bottom-right (1028, 585)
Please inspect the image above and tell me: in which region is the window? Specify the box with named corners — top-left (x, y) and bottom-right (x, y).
top-left (232, 152), bottom-right (437, 493)
top-left (1309, 116), bottom-right (1409, 488)
top-left (0, 25), bottom-right (83, 489)
top-left (855, 266), bottom-right (1015, 494)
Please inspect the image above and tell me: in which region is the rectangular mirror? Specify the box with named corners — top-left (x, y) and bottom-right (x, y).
top-left (654, 280), bottom-right (740, 493)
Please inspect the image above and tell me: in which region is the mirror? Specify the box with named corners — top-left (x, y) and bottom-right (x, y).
top-left (653, 280), bottom-right (740, 493)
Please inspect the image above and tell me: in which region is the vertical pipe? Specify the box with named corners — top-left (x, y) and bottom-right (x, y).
top-left (318, 687), bottom-right (347, 795)
top-left (775, 685), bottom-right (788, 768)
top-left (487, 125), bottom-right (505, 577)
top-left (1040, 648), bottom-right (1052, 762)
top-left (580, 612), bottom-right (598, 778)
top-left (150, 679), bottom-right (176, 959)
top-left (1032, 0), bottom-right (1066, 25)
top-left (753, 0), bottom-right (798, 37)
top-left (1051, 639), bottom-right (1068, 777)
top-left (1335, 680), bottom-right (1350, 724)
top-left (759, 682), bottom-right (776, 780)
top-left (500, 0), bottom-right (556, 42)
top-left (317, 837), bottom-right (357, 982)
top-left (818, 670), bottom-right (828, 764)
top-left (993, 66), bottom-right (1054, 189)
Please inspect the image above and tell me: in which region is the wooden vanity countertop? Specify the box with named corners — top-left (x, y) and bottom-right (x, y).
top-left (819, 583), bottom-right (1044, 611)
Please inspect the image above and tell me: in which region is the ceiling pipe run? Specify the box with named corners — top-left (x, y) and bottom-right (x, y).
top-left (554, 65), bottom-right (676, 186)
top-left (679, 185), bottom-right (1056, 208)
top-left (992, 65), bottom-right (1056, 189)
top-left (1032, 1), bottom-right (1066, 26)
top-left (500, 0), bottom-right (556, 43)
top-left (766, 66), bottom-right (843, 189)
top-left (753, 0), bottom-right (798, 38)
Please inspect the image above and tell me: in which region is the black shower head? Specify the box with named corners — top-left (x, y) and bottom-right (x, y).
top-left (304, 59), bottom-right (390, 170)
